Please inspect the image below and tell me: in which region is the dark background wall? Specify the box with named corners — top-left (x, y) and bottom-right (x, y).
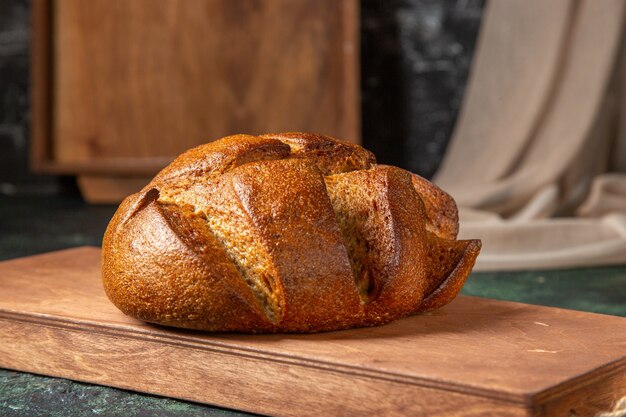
top-left (361, 0), bottom-right (484, 177)
top-left (0, 0), bottom-right (484, 197)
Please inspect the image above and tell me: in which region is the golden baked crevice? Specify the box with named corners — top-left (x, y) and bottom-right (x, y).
top-left (157, 179), bottom-right (282, 324)
top-left (410, 173), bottom-right (459, 240)
top-left (160, 198), bottom-right (280, 324)
top-left (324, 172), bottom-right (377, 300)
top-left (216, 158), bottom-right (362, 332)
top-left (102, 188), bottom-right (275, 332)
top-left (199, 179), bottom-right (283, 324)
top-left (102, 132), bottom-right (481, 333)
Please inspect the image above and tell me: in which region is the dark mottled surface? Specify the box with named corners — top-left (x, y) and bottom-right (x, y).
top-left (0, 371), bottom-right (257, 417)
top-left (466, 267), bottom-right (626, 318)
top-left (361, 0), bottom-right (485, 178)
top-left (0, 195), bottom-right (115, 261)
top-left (0, 0), bottom-right (65, 196)
top-left (1, 194), bottom-right (625, 416)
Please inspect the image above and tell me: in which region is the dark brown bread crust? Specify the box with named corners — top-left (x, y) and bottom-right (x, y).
top-left (102, 132), bottom-right (481, 333)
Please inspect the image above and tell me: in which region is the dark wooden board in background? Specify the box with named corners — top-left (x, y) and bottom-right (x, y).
top-left (0, 247), bottom-right (624, 416)
top-left (31, 0), bottom-right (359, 202)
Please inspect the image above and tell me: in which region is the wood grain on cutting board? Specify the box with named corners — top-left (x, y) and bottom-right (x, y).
top-left (0, 248), bottom-right (624, 416)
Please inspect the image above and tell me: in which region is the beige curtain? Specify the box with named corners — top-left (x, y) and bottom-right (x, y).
top-left (434, 0), bottom-right (626, 271)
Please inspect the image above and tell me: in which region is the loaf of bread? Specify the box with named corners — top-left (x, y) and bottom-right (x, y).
top-left (102, 132), bottom-right (481, 333)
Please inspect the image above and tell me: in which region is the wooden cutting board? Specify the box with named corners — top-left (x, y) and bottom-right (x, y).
top-left (0, 247), bottom-right (624, 416)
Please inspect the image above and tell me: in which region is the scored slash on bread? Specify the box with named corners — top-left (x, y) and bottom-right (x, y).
top-left (102, 132), bottom-right (481, 333)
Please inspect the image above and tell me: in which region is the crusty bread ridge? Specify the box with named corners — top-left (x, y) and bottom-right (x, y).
top-left (102, 132), bottom-right (481, 333)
